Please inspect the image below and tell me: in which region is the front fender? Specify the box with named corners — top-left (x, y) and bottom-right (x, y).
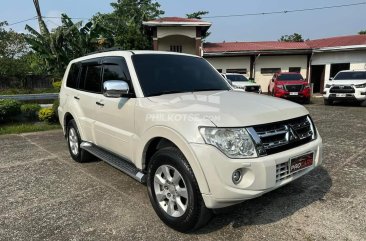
top-left (134, 126), bottom-right (210, 195)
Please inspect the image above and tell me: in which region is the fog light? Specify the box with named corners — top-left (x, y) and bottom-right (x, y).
top-left (232, 169), bottom-right (242, 184)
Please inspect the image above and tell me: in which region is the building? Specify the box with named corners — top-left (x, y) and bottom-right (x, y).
top-left (143, 18), bottom-right (366, 93)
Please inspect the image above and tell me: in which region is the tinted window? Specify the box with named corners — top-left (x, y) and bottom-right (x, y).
top-left (132, 54), bottom-right (230, 97)
top-left (289, 67), bottom-right (301, 73)
top-left (261, 68), bottom-right (281, 74)
top-left (66, 63), bottom-right (80, 89)
top-left (226, 74), bottom-right (249, 82)
top-left (227, 69), bottom-right (247, 74)
top-left (79, 65), bottom-right (102, 93)
top-left (334, 71), bottom-right (366, 80)
top-left (277, 73), bottom-right (304, 81)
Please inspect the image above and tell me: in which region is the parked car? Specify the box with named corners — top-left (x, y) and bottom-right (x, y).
top-left (323, 70), bottom-right (366, 105)
top-left (58, 51), bottom-right (322, 232)
top-left (223, 73), bottom-right (262, 93)
top-left (268, 72), bottom-right (311, 104)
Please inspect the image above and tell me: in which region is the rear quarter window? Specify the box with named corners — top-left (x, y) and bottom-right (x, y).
top-left (66, 63), bottom-right (80, 89)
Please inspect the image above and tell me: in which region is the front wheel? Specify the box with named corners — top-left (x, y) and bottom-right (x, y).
top-left (147, 147), bottom-right (211, 232)
top-left (324, 99), bottom-right (333, 105)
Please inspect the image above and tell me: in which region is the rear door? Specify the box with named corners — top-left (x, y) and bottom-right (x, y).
top-left (76, 58), bottom-right (103, 142)
top-left (93, 56), bottom-right (136, 160)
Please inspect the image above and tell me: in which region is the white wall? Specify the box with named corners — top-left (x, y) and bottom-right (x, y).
top-left (254, 55), bottom-right (308, 91)
top-left (205, 56), bottom-right (251, 75)
top-left (158, 35), bottom-right (196, 55)
top-left (157, 27), bottom-right (196, 38)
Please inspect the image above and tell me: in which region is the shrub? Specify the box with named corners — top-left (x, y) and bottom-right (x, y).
top-left (52, 99), bottom-right (59, 118)
top-left (0, 99), bottom-right (21, 122)
top-left (52, 81), bottom-right (62, 91)
top-left (38, 107), bottom-right (57, 123)
top-left (21, 103), bottom-right (41, 120)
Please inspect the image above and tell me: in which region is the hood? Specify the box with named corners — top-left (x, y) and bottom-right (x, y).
top-left (232, 81), bottom-right (261, 87)
top-left (148, 90), bottom-right (308, 127)
top-left (276, 80), bottom-right (307, 85)
top-left (327, 79), bottom-right (366, 86)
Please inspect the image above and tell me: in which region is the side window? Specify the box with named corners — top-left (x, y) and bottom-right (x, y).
top-left (78, 65), bottom-right (102, 93)
top-left (66, 63), bottom-right (80, 89)
top-left (102, 57), bottom-right (134, 93)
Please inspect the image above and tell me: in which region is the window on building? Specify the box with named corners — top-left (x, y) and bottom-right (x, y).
top-left (226, 68), bottom-right (247, 74)
top-left (216, 69), bottom-right (222, 73)
top-left (170, 45), bottom-right (183, 53)
top-left (289, 67), bottom-right (301, 73)
top-left (261, 68), bottom-right (281, 74)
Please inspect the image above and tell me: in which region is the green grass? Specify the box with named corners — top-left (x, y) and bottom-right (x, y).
top-left (0, 122), bottom-right (61, 135)
top-left (0, 88), bottom-right (59, 95)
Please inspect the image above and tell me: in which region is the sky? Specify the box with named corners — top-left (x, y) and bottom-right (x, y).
top-left (1, 0), bottom-right (366, 43)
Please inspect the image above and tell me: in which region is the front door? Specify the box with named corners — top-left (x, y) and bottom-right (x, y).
top-left (93, 57), bottom-right (136, 161)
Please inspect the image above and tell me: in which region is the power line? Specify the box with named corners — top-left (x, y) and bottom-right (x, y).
top-left (8, 16), bottom-right (37, 26)
top-left (203, 2), bottom-right (366, 18)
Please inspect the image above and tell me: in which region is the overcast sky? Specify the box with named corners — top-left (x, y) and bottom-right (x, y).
top-left (2, 0), bottom-right (366, 42)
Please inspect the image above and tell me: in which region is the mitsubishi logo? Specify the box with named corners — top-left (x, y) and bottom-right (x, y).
top-left (286, 125), bottom-right (299, 142)
top-left (339, 85), bottom-right (345, 89)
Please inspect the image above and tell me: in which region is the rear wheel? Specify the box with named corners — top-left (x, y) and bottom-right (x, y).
top-left (147, 147), bottom-right (211, 232)
top-left (66, 119), bottom-right (94, 163)
top-left (324, 99), bottom-right (333, 105)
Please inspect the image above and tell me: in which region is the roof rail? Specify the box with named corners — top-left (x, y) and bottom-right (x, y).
top-left (84, 47), bottom-right (124, 56)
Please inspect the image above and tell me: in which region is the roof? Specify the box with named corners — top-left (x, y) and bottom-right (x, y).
top-left (143, 17), bottom-right (211, 27)
top-left (203, 35), bottom-right (366, 55)
top-left (306, 35), bottom-right (366, 49)
top-left (204, 41), bottom-right (310, 53)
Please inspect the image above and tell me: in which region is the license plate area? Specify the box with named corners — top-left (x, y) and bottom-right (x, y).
top-left (336, 93), bottom-right (346, 97)
top-left (290, 152), bottom-right (314, 174)
top-left (290, 92), bottom-right (298, 96)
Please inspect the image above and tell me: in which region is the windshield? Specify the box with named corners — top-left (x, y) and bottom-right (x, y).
top-left (132, 54), bottom-right (230, 97)
top-left (277, 73), bottom-right (304, 81)
top-left (226, 74), bottom-right (249, 82)
top-left (334, 71), bottom-right (366, 80)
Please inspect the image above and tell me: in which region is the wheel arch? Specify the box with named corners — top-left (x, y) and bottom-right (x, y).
top-left (137, 126), bottom-right (210, 194)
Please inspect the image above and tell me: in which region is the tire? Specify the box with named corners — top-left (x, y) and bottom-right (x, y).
top-left (324, 99), bottom-right (333, 105)
top-left (304, 98), bottom-right (311, 104)
top-left (66, 119), bottom-right (94, 163)
top-left (147, 147), bottom-right (211, 232)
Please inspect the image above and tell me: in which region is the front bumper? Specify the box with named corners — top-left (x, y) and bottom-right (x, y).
top-left (191, 135), bottom-right (322, 209)
top-left (323, 88), bottom-right (366, 102)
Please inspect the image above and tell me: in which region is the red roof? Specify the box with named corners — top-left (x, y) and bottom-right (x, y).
top-left (204, 35), bottom-right (366, 53)
top-left (306, 35), bottom-right (366, 48)
top-left (204, 41), bottom-right (310, 53)
top-left (149, 17), bottom-right (205, 23)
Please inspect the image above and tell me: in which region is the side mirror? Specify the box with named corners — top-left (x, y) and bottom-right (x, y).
top-left (329, 77), bottom-right (334, 81)
top-left (271, 79), bottom-right (274, 82)
top-left (103, 80), bottom-right (129, 98)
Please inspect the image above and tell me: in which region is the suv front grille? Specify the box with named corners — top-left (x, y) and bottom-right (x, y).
top-left (285, 85), bottom-right (303, 92)
top-left (330, 85), bottom-right (355, 93)
top-left (249, 116), bottom-right (314, 155)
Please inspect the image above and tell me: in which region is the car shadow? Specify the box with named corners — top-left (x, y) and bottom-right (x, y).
top-left (195, 166), bottom-right (331, 233)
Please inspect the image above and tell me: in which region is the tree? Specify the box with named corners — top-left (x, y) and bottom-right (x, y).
top-left (358, 30), bottom-right (366, 35)
top-left (92, 0), bottom-right (164, 50)
top-left (25, 14), bottom-right (113, 76)
top-left (186, 11), bottom-right (211, 41)
top-left (0, 21), bottom-right (31, 79)
top-left (279, 33), bottom-right (304, 42)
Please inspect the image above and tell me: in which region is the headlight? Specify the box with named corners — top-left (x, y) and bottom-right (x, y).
top-left (199, 127), bottom-right (257, 158)
top-left (325, 84), bottom-right (332, 88)
top-left (354, 83), bottom-right (366, 88)
top-left (276, 85), bottom-right (284, 89)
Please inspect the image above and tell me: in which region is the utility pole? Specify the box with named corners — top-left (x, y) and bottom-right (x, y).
top-left (32, 0), bottom-right (49, 35)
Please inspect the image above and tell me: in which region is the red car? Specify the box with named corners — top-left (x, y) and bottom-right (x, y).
top-left (268, 72), bottom-right (311, 104)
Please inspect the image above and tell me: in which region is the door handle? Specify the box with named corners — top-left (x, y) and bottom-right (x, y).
top-left (96, 101), bottom-right (104, 106)
top-left (74, 96), bottom-right (80, 100)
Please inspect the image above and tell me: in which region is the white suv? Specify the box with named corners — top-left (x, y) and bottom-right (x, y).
top-left (58, 50), bottom-right (323, 232)
top-left (223, 73), bottom-right (262, 93)
top-left (323, 70), bottom-right (366, 105)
